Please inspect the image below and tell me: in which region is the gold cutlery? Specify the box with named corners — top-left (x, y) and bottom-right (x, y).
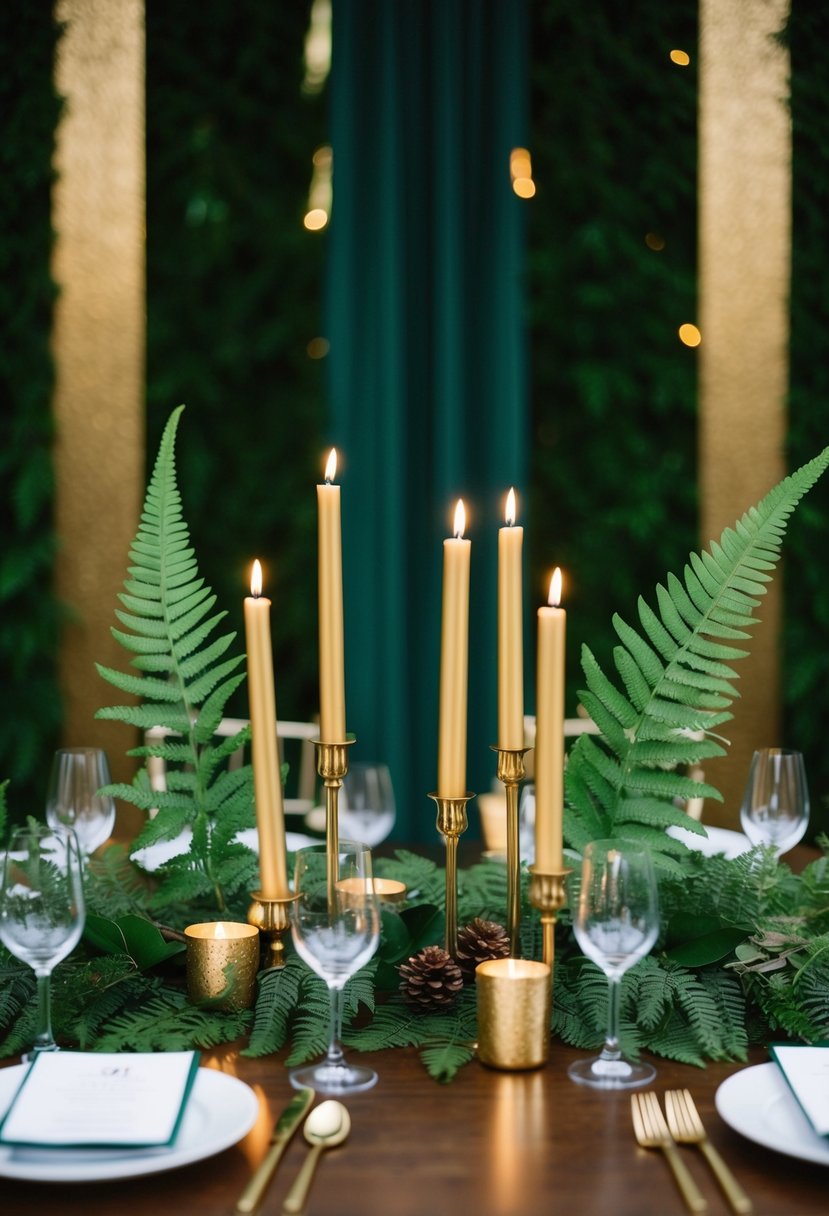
top-left (631, 1091), bottom-right (708, 1213)
top-left (235, 1087), bottom-right (314, 1214)
top-left (282, 1099), bottom-right (351, 1215)
top-left (665, 1088), bottom-right (753, 1214)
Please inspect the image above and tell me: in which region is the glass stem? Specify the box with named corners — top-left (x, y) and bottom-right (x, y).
top-left (325, 983), bottom-right (345, 1067)
top-left (600, 975), bottom-right (622, 1062)
top-left (34, 968), bottom-right (57, 1053)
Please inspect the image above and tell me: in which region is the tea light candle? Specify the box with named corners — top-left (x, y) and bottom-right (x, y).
top-left (184, 922), bottom-right (260, 1010)
top-left (476, 957), bottom-right (551, 1070)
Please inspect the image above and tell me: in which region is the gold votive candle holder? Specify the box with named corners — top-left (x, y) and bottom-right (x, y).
top-left (185, 921), bottom-right (260, 1010)
top-left (335, 877), bottom-right (408, 905)
top-left (476, 957), bottom-right (551, 1071)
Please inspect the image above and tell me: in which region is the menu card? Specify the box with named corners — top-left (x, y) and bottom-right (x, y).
top-left (0, 1051), bottom-right (200, 1148)
top-left (770, 1044), bottom-right (829, 1138)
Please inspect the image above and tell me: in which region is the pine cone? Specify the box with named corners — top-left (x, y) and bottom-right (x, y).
top-left (399, 946), bottom-right (464, 1012)
top-left (456, 917), bottom-right (511, 981)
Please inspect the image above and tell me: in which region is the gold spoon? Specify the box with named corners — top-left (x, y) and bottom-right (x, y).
top-left (281, 1100), bottom-right (351, 1215)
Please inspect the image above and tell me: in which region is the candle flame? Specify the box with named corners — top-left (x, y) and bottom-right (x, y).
top-left (324, 447), bottom-right (337, 483)
top-left (250, 559), bottom-right (263, 598)
top-left (505, 487), bottom-right (517, 527)
top-left (214, 923), bottom-right (227, 940)
top-left (453, 498), bottom-right (466, 539)
top-left (548, 567), bottom-right (563, 607)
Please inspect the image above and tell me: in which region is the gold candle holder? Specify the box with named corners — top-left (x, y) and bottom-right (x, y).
top-left (476, 957), bottom-right (552, 1070)
top-left (314, 737), bottom-right (355, 902)
top-left (185, 921), bottom-right (260, 1009)
top-left (247, 892), bottom-right (298, 969)
top-left (335, 877), bottom-right (408, 905)
top-left (429, 791), bottom-right (473, 956)
top-left (492, 745), bottom-right (531, 956)
top-left (528, 865), bottom-right (572, 980)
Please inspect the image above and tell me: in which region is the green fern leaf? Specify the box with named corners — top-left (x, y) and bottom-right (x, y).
top-left (566, 452), bottom-right (829, 862)
top-left (96, 406), bottom-right (256, 912)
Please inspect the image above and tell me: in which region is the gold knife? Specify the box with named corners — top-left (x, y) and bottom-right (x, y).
top-left (236, 1087), bottom-right (315, 1214)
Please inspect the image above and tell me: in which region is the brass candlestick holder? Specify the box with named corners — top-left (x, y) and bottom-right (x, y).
top-left (492, 745), bottom-right (531, 956)
top-left (429, 791), bottom-right (473, 956)
top-left (247, 892), bottom-right (298, 969)
top-left (528, 865), bottom-right (572, 981)
top-left (314, 737), bottom-right (355, 901)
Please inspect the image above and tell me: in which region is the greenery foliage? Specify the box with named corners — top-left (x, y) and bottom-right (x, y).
top-left (145, 0), bottom-right (327, 730)
top-left (95, 406), bottom-right (257, 913)
top-left (0, 5), bottom-right (62, 815)
top-left (565, 448), bottom-right (829, 868)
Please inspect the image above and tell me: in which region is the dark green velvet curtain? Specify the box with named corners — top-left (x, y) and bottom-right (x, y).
top-left (326, 0), bottom-right (529, 839)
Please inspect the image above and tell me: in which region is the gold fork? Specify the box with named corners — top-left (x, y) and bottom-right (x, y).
top-left (665, 1089), bottom-right (753, 1214)
top-left (631, 1091), bottom-right (708, 1213)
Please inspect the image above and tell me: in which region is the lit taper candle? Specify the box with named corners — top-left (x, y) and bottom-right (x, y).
top-left (244, 560), bottom-right (289, 898)
top-left (437, 499), bottom-right (471, 798)
top-left (534, 568), bottom-right (565, 870)
top-left (317, 448), bottom-right (346, 742)
top-left (498, 487), bottom-right (524, 749)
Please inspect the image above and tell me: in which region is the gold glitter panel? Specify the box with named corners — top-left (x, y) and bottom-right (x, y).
top-left (698, 0), bottom-right (791, 822)
top-left (52, 0), bottom-right (146, 836)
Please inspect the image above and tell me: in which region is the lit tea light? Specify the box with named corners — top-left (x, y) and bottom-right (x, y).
top-left (335, 877), bottom-right (407, 904)
top-left (184, 922), bottom-right (260, 1010)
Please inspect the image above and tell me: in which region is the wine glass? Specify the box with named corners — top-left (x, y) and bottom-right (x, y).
top-left (567, 840), bottom-right (659, 1089)
top-left (339, 762), bottom-right (396, 846)
top-left (740, 748), bottom-right (810, 857)
top-left (46, 747), bottom-right (116, 854)
top-left (289, 842), bottom-right (381, 1094)
top-left (0, 824), bottom-right (85, 1058)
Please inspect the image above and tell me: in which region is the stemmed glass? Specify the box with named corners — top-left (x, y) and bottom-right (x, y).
top-left (740, 748), bottom-right (810, 857)
top-left (339, 762), bottom-right (396, 847)
top-left (0, 824), bottom-right (85, 1058)
top-left (288, 842), bottom-right (381, 1095)
top-left (567, 840), bottom-right (659, 1089)
top-left (46, 747), bottom-right (116, 854)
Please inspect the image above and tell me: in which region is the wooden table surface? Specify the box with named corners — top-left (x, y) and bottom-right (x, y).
top-left (1, 1037), bottom-right (825, 1216)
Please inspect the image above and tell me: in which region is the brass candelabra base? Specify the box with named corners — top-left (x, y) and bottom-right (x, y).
top-left (247, 892), bottom-right (298, 969)
top-left (492, 745), bottom-right (532, 956)
top-left (528, 865), bottom-right (572, 981)
top-left (429, 791), bottom-right (473, 956)
top-left (313, 737), bottom-right (355, 901)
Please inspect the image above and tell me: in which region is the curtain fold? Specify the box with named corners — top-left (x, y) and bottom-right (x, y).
top-left (327, 0), bottom-right (528, 839)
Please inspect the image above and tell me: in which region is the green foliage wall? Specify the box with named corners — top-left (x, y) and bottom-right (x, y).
top-left (784, 5), bottom-right (829, 827)
top-left (0, 5), bottom-right (63, 814)
top-left (527, 2), bottom-right (699, 710)
top-left (145, 0), bottom-right (327, 728)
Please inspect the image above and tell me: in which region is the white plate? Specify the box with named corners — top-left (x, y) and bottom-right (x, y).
top-left (0, 1065), bottom-right (258, 1182)
top-left (666, 824), bottom-right (752, 859)
top-left (716, 1062), bottom-right (829, 1166)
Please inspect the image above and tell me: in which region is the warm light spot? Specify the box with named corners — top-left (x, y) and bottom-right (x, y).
top-left (549, 567), bottom-right (563, 607)
top-left (250, 560), bottom-right (263, 598)
top-left (509, 148), bottom-right (535, 198)
top-left (645, 232), bottom-right (666, 251)
top-left (453, 499), bottom-right (466, 539)
top-left (510, 148), bottom-right (532, 177)
top-left (307, 336), bottom-right (330, 359)
top-left (505, 487), bottom-right (517, 527)
top-left (679, 323), bottom-right (702, 347)
top-left (325, 448), bottom-right (337, 483)
top-left (670, 49), bottom-right (691, 66)
top-left (304, 208), bottom-right (328, 231)
top-left (214, 923), bottom-right (227, 939)
top-left (302, 0), bottom-right (332, 95)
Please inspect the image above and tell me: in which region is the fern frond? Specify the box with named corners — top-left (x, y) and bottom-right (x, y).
top-left (565, 449), bottom-right (829, 858)
top-left (95, 406), bottom-right (256, 912)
